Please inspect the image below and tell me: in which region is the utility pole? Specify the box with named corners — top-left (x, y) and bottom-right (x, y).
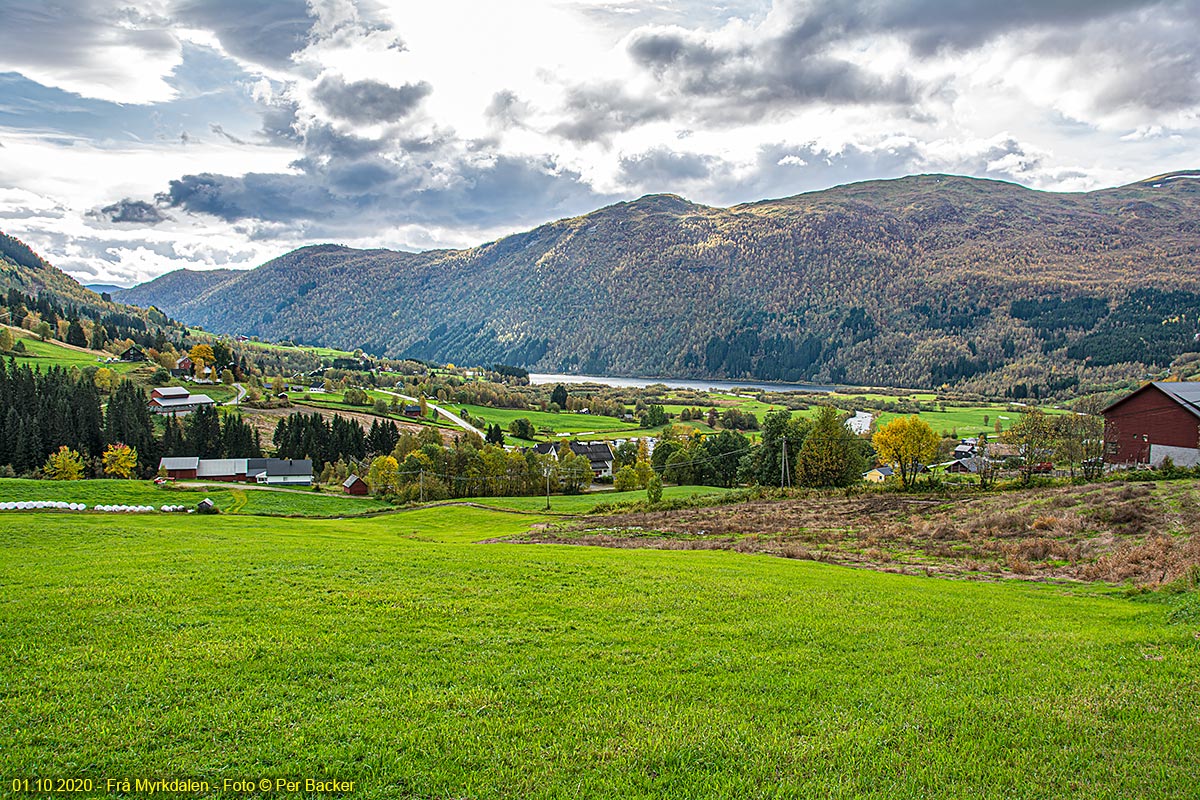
top-left (544, 465), bottom-right (552, 511)
top-left (419, 468), bottom-right (425, 502)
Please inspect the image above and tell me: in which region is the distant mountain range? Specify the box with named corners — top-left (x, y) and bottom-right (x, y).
top-left (99, 170), bottom-right (1200, 391)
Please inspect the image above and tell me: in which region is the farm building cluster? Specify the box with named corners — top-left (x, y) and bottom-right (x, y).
top-left (159, 457), bottom-right (313, 485)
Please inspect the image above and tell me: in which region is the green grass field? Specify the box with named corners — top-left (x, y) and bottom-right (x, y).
top-left (0, 478), bottom-right (390, 516)
top-left (6, 331), bottom-right (142, 374)
top-left (0, 505), bottom-right (1196, 798)
top-left (456, 403), bottom-right (634, 435)
top-left (467, 484), bottom-right (730, 514)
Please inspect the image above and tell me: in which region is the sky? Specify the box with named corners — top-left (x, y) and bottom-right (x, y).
top-left (0, 0), bottom-right (1198, 287)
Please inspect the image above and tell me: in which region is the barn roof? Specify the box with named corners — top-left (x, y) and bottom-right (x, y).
top-left (1103, 381), bottom-right (1200, 419)
top-left (343, 475), bottom-right (365, 488)
top-left (159, 456), bottom-right (199, 470)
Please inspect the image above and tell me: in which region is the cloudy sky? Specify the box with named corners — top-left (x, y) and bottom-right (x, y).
top-left (0, 0), bottom-right (1198, 286)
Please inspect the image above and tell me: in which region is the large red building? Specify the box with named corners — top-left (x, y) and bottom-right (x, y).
top-left (1102, 382), bottom-right (1200, 467)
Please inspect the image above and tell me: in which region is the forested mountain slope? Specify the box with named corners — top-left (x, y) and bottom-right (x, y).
top-left (119, 172), bottom-right (1200, 392)
top-left (0, 231), bottom-right (186, 344)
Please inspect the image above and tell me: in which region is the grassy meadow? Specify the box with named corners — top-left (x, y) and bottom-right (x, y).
top-left (1, 497), bottom-right (1198, 798)
top-left (5, 329), bottom-right (144, 374)
top-left (0, 478), bottom-right (390, 516)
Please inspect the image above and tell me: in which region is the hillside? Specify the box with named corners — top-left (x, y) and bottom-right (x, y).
top-left (118, 172), bottom-right (1200, 392)
top-left (0, 231), bottom-right (185, 345)
top-left (112, 267), bottom-right (238, 309)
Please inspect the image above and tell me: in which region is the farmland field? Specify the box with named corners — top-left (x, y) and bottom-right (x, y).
top-left (5, 330), bottom-right (144, 374)
top-left (1, 501), bottom-right (1197, 798)
top-left (0, 478), bottom-right (390, 516)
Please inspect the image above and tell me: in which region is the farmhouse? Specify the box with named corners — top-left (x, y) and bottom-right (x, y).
top-left (527, 440), bottom-right (614, 477)
top-left (120, 346), bottom-right (147, 362)
top-left (248, 458), bottom-right (313, 486)
top-left (403, 404), bottom-right (422, 418)
top-left (343, 475), bottom-right (368, 495)
top-left (149, 386), bottom-right (215, 416)
top-left (1102, 381), bottom-right (1200, 467)
top-left (568, 441), bottom-right (615, 478)
top-left (862, 466), bottom-right (894, 482)
top-left (171, 355), bottom-right (192, 377)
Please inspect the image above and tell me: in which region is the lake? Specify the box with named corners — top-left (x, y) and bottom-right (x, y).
top-left (528, 372), bottom-right (836, 394)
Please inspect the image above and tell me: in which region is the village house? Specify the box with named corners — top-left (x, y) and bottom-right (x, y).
top-left (862, 466), bottom-right (894, 482)
top-left (149, 386), bottom-right (215, 416)
top-left (248, 458), bottom-right (313, 486)
top-left (528, 440), bottom-right (616, 478)
top-left (343, 475), bottom-right (369, 495)
top-left (120, 346), bottom-right (147, 362)
top-left (1102, 381), bottom-right (1200, 468)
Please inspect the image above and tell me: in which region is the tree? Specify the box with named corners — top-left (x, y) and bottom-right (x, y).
top-left (647, 473), bottom-right (663, 504)
top-left (614, 465), bottom-right (637, 491)
top-left (1053, 413), bottom-right (1105, 480)
top-left (367, 455), bottom-right (400, 496)
top-left (185, 405), bottom-right (224, 459)
top-left (508, 417), bottom-right (535, 440)
top-left (1002, 409), bottom-right (1055, 485)
top-left (796, 406), bottom-right (864, 487)
top-left (485, 424), bottom-right (505, 445)
top-left (702, 430), bottom-right (749, 487)
top-left (33, 320), bottom-right (52, 341)
top-left (93, 367), bottom-right (115, 394)
top-left (551, 384), bottom-right (568, 409)
top-left (343, 387), bottom-right (369, 405)
top-left (873, 415), bottom-right (939, 489)
top-left (44, 446), bottom-right (83, 480)
top-left (663, 447), bottom-right (695, 485)
top-left (643, 404), bottom-right (668, 427)
top-left (558, 447), bottom-right (594, 494)
top-left (189, 343), bottom-right (215, 366)
top-left (221, 369), bottom-right (234, 385)
top-left (633, 459), bottom-right (654, 489)
top-left (419, 396), bottom-right (429, 418)
top-left (66, 320), bottom-right (87, 347)
top-left (0, 328), bottom-right (12, 352)
top-left (102, 443), bottom-right (138, 479)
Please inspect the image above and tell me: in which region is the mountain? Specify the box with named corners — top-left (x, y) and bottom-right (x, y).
top-left (112, 268), bottom-right (238, 309)
top-left (84, 284), bottom-right (129, 296)
top-left (0, 231), bottom-right (184, 342)
top-left (0, 233), bottom-right (112, 310)
top-left (117, 172), bottom-right (1200, 392)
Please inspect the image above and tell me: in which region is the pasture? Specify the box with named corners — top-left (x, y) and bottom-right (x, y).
top-left (0, 500), bottom-right (1197, 798)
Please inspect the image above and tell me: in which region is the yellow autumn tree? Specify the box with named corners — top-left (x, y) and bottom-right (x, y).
top-left (872, 415), bottom-right (939, 489)
top-left (44, 446), bottom-right (84, 480)
top-left (102, 443), bottom-right (138, 479)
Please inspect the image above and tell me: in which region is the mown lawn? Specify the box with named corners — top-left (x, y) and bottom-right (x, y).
top-left (0, 478), bottom-right (390, 516)
top-left (0, 506), bottom-right (1197, 798)
top-left (467, 484), bottom-right (731, 514)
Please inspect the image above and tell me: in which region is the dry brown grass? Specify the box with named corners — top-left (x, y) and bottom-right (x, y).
top-left (514, 481), bottom-right (1200, 586)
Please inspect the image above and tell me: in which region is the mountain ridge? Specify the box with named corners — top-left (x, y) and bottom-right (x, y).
top-left (112, 171), bottom-right (1200, 392)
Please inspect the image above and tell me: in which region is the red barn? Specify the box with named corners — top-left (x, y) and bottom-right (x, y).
top-left (343, 475), bottom-right (369, 495)
top-left (1102, 382), bottom-right (1200, 468)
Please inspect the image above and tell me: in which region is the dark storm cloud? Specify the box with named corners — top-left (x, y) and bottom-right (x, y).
top-left (0, 1), bottom-right (177, 77)
top-left (550, 83), bottom-right (672, 143)
top-left (171, 0), bottom-right (316, 69)
top-left (156, 153), bottom-right (615, 232)
top-left (618, 147), bottom-right (717, 186)
top-left (311, 74), bottom-right (432, 124)
top-left (88, 199), bottom-right (171, 225)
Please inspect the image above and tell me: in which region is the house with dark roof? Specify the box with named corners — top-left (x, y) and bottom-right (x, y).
top-left (1102, 381), bottom-right (1200, 468)
top-left (343, 475), bottom-right (368, 495)
top-left (247, 458), bottom-right (313, 485)
top-left (862, 465), bottom-right (894, 482)
top-left (120, 346), bottom-right (148, 362)
top-left (568, 441), bottom-right (615, 478)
